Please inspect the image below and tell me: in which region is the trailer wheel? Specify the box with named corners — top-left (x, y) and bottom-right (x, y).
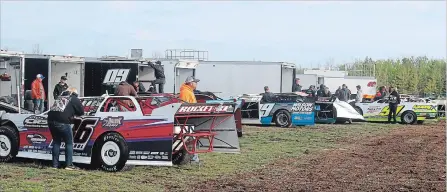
top-left (274, 110), bottom-right (292, 128)
top-left (92, 132), bottom-right (129, 172)
top-left (0, 125), bottom-right (19, 162)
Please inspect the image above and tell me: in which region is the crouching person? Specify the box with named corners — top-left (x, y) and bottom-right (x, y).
top-left (47, 87), bottom-right (84, 170)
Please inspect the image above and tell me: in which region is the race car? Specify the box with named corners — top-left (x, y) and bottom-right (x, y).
top-left (236, 93), bottom-right (316, 127)
top-left (0, 95), bottom-right (241, 172)
top-left (353, 98), bottom-right (438, 124)
top-left (314, 96), bottom-right (364, 124)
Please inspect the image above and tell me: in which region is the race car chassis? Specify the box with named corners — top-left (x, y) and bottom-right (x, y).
top-left (173, 113), bottom-right (233, 154)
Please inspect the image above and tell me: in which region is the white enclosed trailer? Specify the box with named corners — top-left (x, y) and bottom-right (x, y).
top-left (195, 61), bottom-right (296, 98)
top-left (0, 50), bottom-right (24, 100)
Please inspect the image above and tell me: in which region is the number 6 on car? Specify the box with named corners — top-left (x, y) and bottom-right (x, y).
top-left (0, 95), bottom-right (241, 172)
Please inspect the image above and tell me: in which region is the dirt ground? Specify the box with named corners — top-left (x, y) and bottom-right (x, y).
top-left (192, 122), bottom-right (446, 192)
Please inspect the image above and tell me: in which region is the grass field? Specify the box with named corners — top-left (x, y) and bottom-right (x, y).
top-left (0, 123), bottom-right (419, 191)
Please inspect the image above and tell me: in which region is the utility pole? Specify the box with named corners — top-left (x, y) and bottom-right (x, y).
top-left (32, 44), bottom-right (42, 54)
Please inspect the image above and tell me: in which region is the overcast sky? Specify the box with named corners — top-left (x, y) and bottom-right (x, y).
top-left (0, 1), bottom-right (445, 67)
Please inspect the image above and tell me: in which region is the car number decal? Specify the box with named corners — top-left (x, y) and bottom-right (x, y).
top-left (379, 105), bottom-right (405, 116)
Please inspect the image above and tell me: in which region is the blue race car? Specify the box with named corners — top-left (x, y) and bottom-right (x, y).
top-left (236, 93), bottom-right (315, 127)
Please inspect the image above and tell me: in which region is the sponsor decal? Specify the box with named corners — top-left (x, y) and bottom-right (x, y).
top-left (23, 116), bottom-right (48, 128)
top-left (413, 105), bottom-right (436, 111)
top-left (367, 106), bottom-right (382, 113)
top-left (177, 104), bottom-right (233, 113)
top-left (102, 69), bottom-right (130, 85)
top-left (26, 134), bottom-right (47, 144)
top-left (102, 116), bottom-right (124, 130)
top-left (291, 103), bottom-right (314, 112)
top-left (49, 117), bottom-right (100, 151)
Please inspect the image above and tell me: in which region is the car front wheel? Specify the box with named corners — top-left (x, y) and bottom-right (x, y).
top-left (0, 125), bottom-right (18, 162)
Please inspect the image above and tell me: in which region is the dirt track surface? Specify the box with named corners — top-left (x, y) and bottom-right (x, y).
top-left (192, 123), bottom-right (446, 192)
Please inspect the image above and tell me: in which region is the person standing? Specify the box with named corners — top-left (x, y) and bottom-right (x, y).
top-left (31, 74), bottom-right (46, 114)
top-left (317, 84), bottom-right (331, 97)
top-left (53, 76), bottom-right (69, 99)
top-left (178, 76), bottom-right (201, 163)
top-left (355, 85), bottom-right (363, 103)
top-left (292, 78), bottom-right (302, 92)
top-left (148, 61), bottom-right (165, 93)
top-left (338, 84), bottom-right (350, 102)
top-left (387, 86), bottom-right (401, 124)
top-left (335, 86), bottom-right (342, 99)
top-left (306, 85), bottom-right (317, 98)
top-left (115, 81), bottom-right (138, 97)
top-left (260, 86), bottom-right (275, 103)
top-left (48, 87), bottom-right (84, 170)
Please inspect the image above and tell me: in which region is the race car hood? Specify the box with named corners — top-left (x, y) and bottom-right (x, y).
top-left (332, 99), bottom-right (364, 120)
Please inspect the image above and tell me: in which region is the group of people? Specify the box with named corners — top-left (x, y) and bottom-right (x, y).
top-left (270, 78), bottom-right (401, 124)
top-left (30, 71), bottom-right (203, 170)
top-left (290, 78), bottom-right (363, 102)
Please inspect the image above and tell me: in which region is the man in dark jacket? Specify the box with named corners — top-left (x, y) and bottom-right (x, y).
top-left (338, 84), bottom-right (350, 102)
top-left (260, 86), bottom-right (275, 103)
top-left (387, 86), bottom-right (401, 124)
top-left (305, 85), bottom-right (317, 98)
top-left (148, 61), bottom-right (165, 93)
top-left (53, 76), bottom-right (68, 99)
top-left (317, 84), bottom-right (331, 97)
top-left (48, 87), bottom-right (84, 170)
top-left (292, 78), bottom-right (302, 92)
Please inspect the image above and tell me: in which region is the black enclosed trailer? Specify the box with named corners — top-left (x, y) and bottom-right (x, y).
top-left (84, 57), bottom-right (140, 96)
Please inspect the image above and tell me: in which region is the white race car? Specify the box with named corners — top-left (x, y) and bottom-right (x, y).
top-left (354, 98), bottom-right (438, 124)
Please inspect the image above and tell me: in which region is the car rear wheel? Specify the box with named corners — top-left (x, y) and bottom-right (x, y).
top-left (172, 138), bottom-right (194, 165)
top-left (274, 110), bottom-right (292, 128)
top-left (0, 125), bottom-right (18, 162)
top-left (401, 111), bottom-right (417, 124)
top-left (92, 132), bottom-right (129, 172)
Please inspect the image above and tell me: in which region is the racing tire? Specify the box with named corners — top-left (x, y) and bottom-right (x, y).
top-left (172, 137), bottom-right (194, 165)
top-left (92, 132), bottom-right (129, 172)
top-left (274, 110), bottom-right (292, 128)
top-left (401, 111), bottom-right (417, 124)
top-left (0, 125), bottom-right (19, 162)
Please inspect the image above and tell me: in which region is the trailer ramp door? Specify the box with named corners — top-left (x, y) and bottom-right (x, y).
top-left (281, 65), bottom-right (294, 93)
top-left (175, 60), bottom-right (198, 93)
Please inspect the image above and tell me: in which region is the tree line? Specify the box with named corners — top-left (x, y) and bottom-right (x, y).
top-left (339, 56), bottom-right (446, 97)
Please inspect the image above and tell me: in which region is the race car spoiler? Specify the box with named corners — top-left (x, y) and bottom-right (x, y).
top-left (174, 103), bottom-right (240, 154)
top-left (175, 103), bottom-right (236, 115)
